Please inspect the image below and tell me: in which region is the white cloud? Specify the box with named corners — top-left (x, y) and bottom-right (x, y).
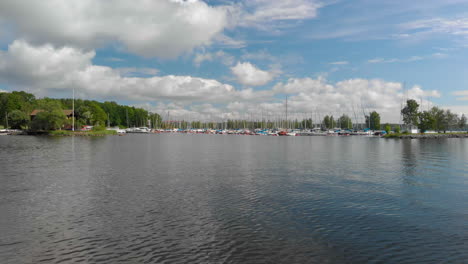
top-left (0, 40), bottom-right (451, 124)
top-left (367, 56), bottom-right (423, 64)
top-left (0, 0), bottom-right (227, 58)
top-left (0, 40), bottom-right (269, 103)
top-left (272, 77), bottom-right (441, 122)
top-left (453, 90), bottom-right (468, 101)
top-left (193, 50), bottom-right (234, 67)
top-left (241, 50), bottom-right (277, 62)
top-left (115, 67), bottom-right (159, 77)
top-left (233, 0), bottom-right (323, 30)
top-left (329, 61), bottom-right (349, 65)
top-left (106, 57), bottom-right (125, 62)
top-left (440, 105), bottom-right (468, 117)
top-left (230, 62), bottom-right (275, 86)
top-left (402, 18), bottom-right (468, 36)
top-left (366, 53), bottom-right (448, 64)
top-left (193, 53), bottom-right (213, 67)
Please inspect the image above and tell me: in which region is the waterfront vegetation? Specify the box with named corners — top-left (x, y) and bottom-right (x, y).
top-left (401, 99), bottom-right (467, 133)
top-left (1, 90), bottom-right (467, 135)
top-left (49, 129), bottom-right (118, 136)
top-left (0, 91), bottom-right (161, 132)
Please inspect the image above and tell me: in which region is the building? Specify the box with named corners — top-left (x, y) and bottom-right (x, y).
top-left (30, 109), bottom-right (74, 121)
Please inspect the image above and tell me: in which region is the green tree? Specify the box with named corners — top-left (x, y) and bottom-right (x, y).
top-left (88, 102), bottom-right (107, 126)
top-left (31, 101), bottom-right (66, 130)
top-left (365, 111), bottom-right (380, 130)
top-left (428, 107), bottom-right (445, 132)
top-left (395, 126), bottom-right (401, 134)
top-left (323, 115), bottom-right (336, 129)
top-left (443, 109), bottom-right (458, 132)
top-left (8, 110), bottom-right (30, 129)
top-left (418, 111), bottom-right (435, 133)
top-left (460, 114), bottom-right (467, 130)
top-left (384, 123), bottom-right (391, 134)
top-left (338, 114), bottom-right (352, 129)
top-left (401, 99), bottom-right (419, 128)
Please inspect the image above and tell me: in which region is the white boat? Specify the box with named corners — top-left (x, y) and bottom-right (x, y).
top-left (107, 127), bottom-right (126, 134)
top-left (126, 127), bottom-right (151, 133)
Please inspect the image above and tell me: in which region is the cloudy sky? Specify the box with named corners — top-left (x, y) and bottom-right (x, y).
top-left (0, 0), bottom-right (467, 122)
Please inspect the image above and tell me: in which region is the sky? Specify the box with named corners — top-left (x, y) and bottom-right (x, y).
top-left (0, 0), bottom-right (467, 123)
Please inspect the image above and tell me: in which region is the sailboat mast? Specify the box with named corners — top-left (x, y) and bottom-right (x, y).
top-left (72, 88), bottom-right (75, 131)
top-left (285, 95), bottom-right (288, 129)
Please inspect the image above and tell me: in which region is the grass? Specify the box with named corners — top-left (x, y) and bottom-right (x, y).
top-left (49, 130), bottom-right (117, 136)
top-left (384, 131), bottom-right (468, 138)
top-left (383, 133), bottom-right (403, 138)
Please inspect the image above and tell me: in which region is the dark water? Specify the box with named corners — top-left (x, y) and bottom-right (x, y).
top-left (1, 134), bottom-right (468, 263)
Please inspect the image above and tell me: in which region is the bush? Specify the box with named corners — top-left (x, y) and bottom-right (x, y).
top-left (384, 124), bottom-right (391, 134)
top-left (395, 126), bottom-right (401, 134)
top-left (92, 125), bottom-right (106, 131)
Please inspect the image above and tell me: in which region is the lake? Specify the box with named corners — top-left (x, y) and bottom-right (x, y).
top-left (1, 134), bottom-right (467, 263)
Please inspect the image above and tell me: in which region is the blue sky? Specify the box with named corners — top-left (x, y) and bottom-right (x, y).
top-left (0, 0), bottom-right (467, 122)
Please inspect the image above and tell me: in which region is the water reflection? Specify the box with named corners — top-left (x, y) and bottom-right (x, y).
top-left (0, 135), bottom-right (467, 263)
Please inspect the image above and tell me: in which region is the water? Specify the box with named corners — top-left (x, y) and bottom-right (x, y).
top-left (1, 134), bottom-right (467, 263)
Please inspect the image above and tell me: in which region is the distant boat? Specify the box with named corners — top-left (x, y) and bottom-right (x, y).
top-left (126, 127), bottom-right (151, 133)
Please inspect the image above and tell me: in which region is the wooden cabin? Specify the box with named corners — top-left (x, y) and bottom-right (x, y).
top-left (30, 109), bottom-right (74, 120)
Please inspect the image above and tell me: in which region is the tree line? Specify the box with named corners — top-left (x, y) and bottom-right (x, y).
top-left (0, 91), bottom-right (161, 130)
top-left (401, 99), bottom-right (466, 133)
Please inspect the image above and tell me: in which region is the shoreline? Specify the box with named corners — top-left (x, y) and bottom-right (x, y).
top-left (385, 133), bottom-right (468, 139)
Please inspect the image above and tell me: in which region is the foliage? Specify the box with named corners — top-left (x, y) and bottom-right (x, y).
top-left (401, 99), bottom-right (419, 127)
top-left (418, 111), bottom-right (435, 133)
top-left (8, 110), bottom-right (30, 129)
top-left (429, 107), bottom-right (445, 132)
top-left (384, 133), bottom-right (402, 138)
top-left (460, 114), bottom-right (467, 129)
top-left (384, 124), bottom-right (391, 134)
top-left (49, 130), bottom-right (117, 136)
top-left (0, 91), bottom-right (36, 126)
top-left (0, 90), bottom-right (162, 129)
top-left (365, 111), bottom-right (380, 130)
top-left (92, 125), bottom-right (106, 131)
top-left (323, 115), bottom-right (336, 129)
top-left (337, 114), bottom-right (352, 129)
top-left (31, 101), bottom-right (67, 130)
top-left (394, 126), bottom-right (401, 134)
top-left (443, 109), bottom-right (458, 133)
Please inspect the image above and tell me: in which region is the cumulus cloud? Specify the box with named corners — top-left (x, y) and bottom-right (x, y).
top-left (0, 40), bottom-right (448, 124)
top-left (0, 0), bottom-right (227, 58)
top-left (0, 0), bottom-right (326, 58)
top-left (230, 62), bottom-right (275, 86)
top-left (0, 40), bottom-right (268, 103)
top-left (273, 77), bottom-right (440, 122)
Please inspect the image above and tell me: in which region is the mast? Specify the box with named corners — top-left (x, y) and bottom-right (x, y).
top-left (72, 88), bottom-right (75, 131)
top-left (285, 95), bottom-right (288, 129)
top-left (126, 109), bottom-right (129, 128)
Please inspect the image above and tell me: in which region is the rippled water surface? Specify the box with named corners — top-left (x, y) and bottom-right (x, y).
top-left (1, 134), bottom-right (468, 263)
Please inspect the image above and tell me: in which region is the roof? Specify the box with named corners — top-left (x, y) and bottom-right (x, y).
top-left (30, 109), bottom-right (74, 116)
